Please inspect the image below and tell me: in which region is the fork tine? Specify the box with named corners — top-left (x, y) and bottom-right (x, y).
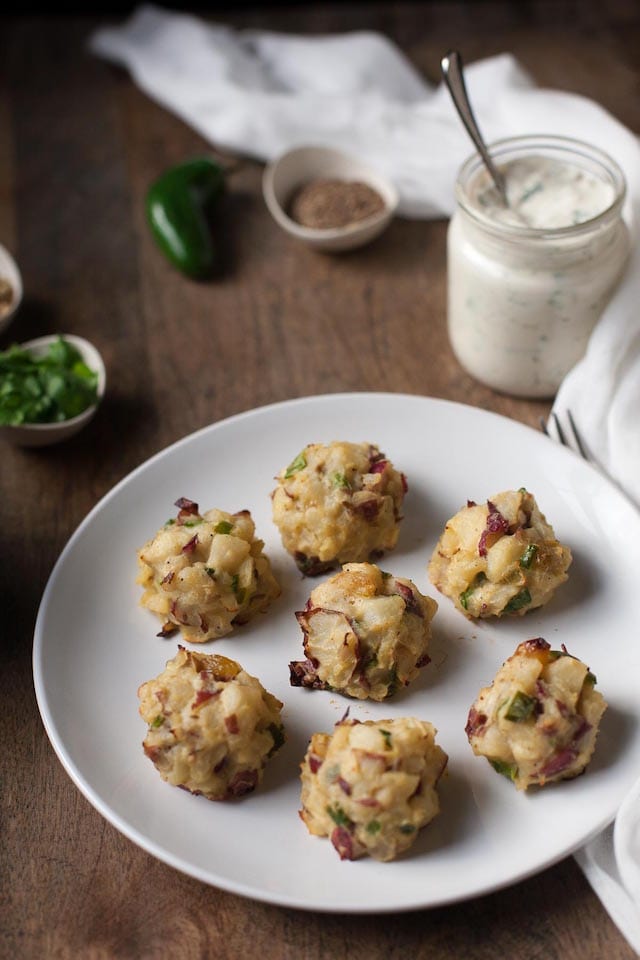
top-left (566, 409), bottom-right (589, 461)
top-left (550, 411), bottom-right (568, 447)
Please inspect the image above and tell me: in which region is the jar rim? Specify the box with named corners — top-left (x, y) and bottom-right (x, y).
top-left (455, 134), bottom-right (627, 240)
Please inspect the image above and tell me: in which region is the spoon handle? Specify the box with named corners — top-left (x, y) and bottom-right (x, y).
top-left (441, 50), bottom-right (508, 205)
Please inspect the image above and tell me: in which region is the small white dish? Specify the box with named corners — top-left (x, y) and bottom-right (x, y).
top-left (263, 145), bottom-right (398, 252)
top-left (0, 243), bottom-right (23, 335)
top-left (0, 333), bottom-right (106, 447)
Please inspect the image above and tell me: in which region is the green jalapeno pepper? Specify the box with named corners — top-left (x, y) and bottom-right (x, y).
top-left (145, 157), bottom-right (225, 279)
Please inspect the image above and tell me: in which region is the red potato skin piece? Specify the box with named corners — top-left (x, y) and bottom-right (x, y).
top-left (331, 827), bottom-right (355, 860)
top-left (521, 637), bottom-right (550, 654)
top-left (228, 769), bottom-right (258, 797)
top-left (175, 497), bottom-right (200, 524)
top-left (289, 658), bottom-right (326, 689)
top-left (478, 500), bottom-right (510, 557)
top-left (181, 534), bottom-right (198, 554)
top-left (308, 753), bottom-right (323, 774)
top-left (193, 689), bottom-right (217, 708)
top-left (224, 713), bottom-right (240, 734)
top-left (465, 707), bottom-right (488, 738)
top-left (353, 499), bottom-right (380, 521)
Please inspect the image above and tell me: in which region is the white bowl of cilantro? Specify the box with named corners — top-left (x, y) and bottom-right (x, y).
top-left (0, 243), bottom-right (23, 335)
top-left (0, 333), bottom-right (106, 446)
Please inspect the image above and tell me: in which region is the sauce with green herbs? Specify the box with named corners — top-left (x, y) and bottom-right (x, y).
top-left (447, 138), bottom-right (629, 398)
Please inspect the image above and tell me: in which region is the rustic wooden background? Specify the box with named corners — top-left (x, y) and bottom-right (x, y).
top-left (2, 3), bottom-right (639, 958)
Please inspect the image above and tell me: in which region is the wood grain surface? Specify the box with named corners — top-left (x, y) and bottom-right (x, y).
top-left (2, 3), bottom-right (639, 958)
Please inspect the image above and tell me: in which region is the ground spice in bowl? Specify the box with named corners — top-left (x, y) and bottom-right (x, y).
top-left (288, 178), bottom-right (386, 230)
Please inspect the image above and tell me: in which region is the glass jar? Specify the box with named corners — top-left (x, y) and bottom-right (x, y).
top-left (447, 135), bottom-right (630, 397)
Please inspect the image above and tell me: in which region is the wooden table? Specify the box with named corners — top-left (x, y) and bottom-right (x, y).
top-left (2, 4), bottom-right (638, 958)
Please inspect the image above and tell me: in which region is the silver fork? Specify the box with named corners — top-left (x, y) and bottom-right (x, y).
top-left (541, 409), bottom-right (590, 461)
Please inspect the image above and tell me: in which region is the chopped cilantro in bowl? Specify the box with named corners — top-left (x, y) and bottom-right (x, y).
top-left (0, 334), bottom-right (105, 446)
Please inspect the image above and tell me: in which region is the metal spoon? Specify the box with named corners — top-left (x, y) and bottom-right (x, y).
top-left (441, 50), bottom-right (509, 206)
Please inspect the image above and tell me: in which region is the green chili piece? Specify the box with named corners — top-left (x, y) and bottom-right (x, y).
top-left (332, 472), bottom-right (350, 488)
top-left (502, 587), bottom-right (532, 614)
top-left (151, 715), bottom-right (164, 729)
top-left (267, 723), bottom-right (285, 757)
top-left (459, 573), bottom-right (488, 611)
top-left (284, 452), bottom-right (307, 478)
top-left (489, 759), bottom-right (518, 781)
top-left (379, 729), bottom-right (392, 749)
top-left (146, 157), bottom-right (225, 279)
top-left (230, 574), bottom-right (246, 604)
top-left (519, 544), bottom-right (538, 569)
top-left (214, 521), bottom-right (233, 534)
top-left (504, 690), bottom-right (537, 722)
top-left (364, 653), bottom-right (378, 671)
top-left (326, 804), bottom-right (353, 828)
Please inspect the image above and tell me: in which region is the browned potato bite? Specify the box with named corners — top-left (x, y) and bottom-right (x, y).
top-left (290, 562), bottom-right (437, 700)
top-left (466, 638), bottom-right (606, 790)
top-left (300, 715), bottom-right (447, 861)
top-left (138, 647), bottom-right (285, 800)
top-left (271, 441), bottom-right (406, 575)
top-left (137, 498), bottom-right (280, 642)
top-left (428, 488), bottom-right (571, 618)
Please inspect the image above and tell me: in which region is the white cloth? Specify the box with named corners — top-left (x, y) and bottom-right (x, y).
top-left (90, 9), bottom-right (640, 947)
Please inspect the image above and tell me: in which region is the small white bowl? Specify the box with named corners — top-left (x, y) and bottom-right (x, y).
top-left (0, 243), bottom-right (23, 335)
top-left (263, 145), bottom-right (398, 252)
top-left (0, 333), bottom-right (106, 447)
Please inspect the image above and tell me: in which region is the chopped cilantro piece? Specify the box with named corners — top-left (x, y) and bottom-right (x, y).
top-left (151, 715), bottom-right (164, 729)
top-left (230, 574), bottom-right (246, 604)
top-left (585, 671), bottom-right (597, 686)
top-left (379, 729), bottom-right (392, 749)
top-left (183, 519), bottom-right (203, 527)
top-left (398, 823), bottom-right (416, 835)
top-left (0, 335), bottom-right (99, 425)
top-left (366, 820), bottom-right (382, 835)
top-left (518, 182), bottom-right (543, 204)
top-left (284, 452), bottom-right (306, 478)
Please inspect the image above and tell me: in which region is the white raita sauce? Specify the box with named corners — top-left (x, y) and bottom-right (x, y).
top-left (447, 147), bottom-right (629, 398)
top-left (472, 156), bottom-right (616, 229)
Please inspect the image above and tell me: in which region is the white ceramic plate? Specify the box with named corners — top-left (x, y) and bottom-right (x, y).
top-left (33, 393), bottom-right (640, 913)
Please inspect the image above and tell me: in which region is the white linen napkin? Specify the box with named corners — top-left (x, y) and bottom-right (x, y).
top-left (90, 8), bottom-right (640, 947)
